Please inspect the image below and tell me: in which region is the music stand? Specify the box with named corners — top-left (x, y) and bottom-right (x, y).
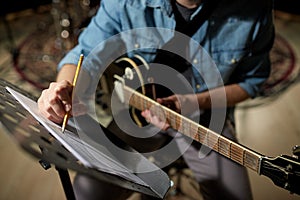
top-left (0, 79), bottom-right (170, 199)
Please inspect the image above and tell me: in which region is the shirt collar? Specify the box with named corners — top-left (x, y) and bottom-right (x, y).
top-left (145, 0), bottom-right (173, 16)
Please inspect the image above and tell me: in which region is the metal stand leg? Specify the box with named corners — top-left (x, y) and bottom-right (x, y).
top-left (56, 167), bottom-right (76, 200)
top-left (39, 159), bottom-right (76, 200)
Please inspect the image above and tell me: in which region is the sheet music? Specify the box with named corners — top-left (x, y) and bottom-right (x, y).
top-left (5, 86), bottom-right (148, 186)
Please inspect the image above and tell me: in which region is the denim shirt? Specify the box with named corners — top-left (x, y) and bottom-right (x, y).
top-left (59, 0), bottom-right (274, 98)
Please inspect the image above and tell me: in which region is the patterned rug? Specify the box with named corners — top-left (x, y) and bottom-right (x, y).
top-left (261, 32), bottom-right (299, 96)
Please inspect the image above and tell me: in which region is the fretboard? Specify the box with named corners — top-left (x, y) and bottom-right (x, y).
top-left (123, 85), bottom-right (263, 173)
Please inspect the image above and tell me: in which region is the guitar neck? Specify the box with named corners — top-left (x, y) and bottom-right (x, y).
top-left (123, 85), bottom-right (263, 173)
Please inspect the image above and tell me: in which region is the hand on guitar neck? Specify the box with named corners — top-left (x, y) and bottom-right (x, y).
top-left (141, 93), bottom-right (198, 131)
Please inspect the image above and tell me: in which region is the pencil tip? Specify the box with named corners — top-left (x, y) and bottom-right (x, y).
top-left (61, 125), bottom-right (65, 133)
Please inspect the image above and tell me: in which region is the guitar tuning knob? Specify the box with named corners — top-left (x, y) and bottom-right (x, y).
top-left (292, 145), bottom-right (300, 159)
top-left (124, 67), bottom-right (134, 80)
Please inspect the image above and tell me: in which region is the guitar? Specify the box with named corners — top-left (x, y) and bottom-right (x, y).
top-left (110, 55), bottom-right (300, 195)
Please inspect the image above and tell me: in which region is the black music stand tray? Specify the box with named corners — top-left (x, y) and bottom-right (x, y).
top-left (0, 79), bottom-right (170, 200)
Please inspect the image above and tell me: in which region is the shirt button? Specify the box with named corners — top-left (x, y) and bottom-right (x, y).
top-left (134, 43), bottom-right (140, 48)
top-left (196, 84), bottom-right (201, 89)
top-left (193, 59), bottom-right (198, 64)
top-left (231, 58), bottom-right (237, 64)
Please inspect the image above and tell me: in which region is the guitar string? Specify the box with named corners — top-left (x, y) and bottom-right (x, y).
top-left (124, 87), bottom-right (261, 171)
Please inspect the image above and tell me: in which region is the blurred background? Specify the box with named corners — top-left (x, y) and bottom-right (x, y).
top-left (0, 0), bottom-right (299, 199)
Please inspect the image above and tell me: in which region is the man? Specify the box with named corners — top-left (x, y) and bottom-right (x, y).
top-left (38, 0), bottom-right (275, 199)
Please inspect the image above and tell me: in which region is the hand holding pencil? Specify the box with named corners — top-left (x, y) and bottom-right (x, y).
top-left (61, 54), bottom-right (84, 132)
top-left (37, 54), bottom-right (85, 129)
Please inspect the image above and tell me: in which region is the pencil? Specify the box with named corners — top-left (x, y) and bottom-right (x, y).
top-left (61, 54), bottom-right (84, 133)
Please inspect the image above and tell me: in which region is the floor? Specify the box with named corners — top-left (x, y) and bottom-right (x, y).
top-left (0, 5), bottom-right (299, 200)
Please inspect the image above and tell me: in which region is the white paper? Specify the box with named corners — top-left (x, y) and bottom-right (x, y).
top-left (5, 86), bottom-right (147, 186)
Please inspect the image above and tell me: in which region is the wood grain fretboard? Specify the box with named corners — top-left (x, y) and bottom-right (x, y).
top-left (123, 85), bottom-right (263, 173)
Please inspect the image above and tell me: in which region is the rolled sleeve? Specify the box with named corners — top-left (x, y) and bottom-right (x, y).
top-left (237, 52), bottom-right (272, 98)
top-left (234, 8), bottom-right (275, 98)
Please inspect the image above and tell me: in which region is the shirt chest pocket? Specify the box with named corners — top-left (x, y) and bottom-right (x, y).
top-left (122, 28), bottom-right (174, 61)
top-left (211, 49), bottom-right (249, 84)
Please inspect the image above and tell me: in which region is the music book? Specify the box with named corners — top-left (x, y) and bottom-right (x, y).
top-left (5, 86), bottom-right (170, 195)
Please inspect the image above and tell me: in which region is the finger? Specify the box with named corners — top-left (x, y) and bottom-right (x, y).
top-left (152, 115), bottom-right (170, 131)
top-left (46, 93), bottom-right (67, 118)
top-left (150, 115), bottom-right (162, 126)
top-left (158, 95), bottom-right (175, 105)
top-left (141, 110), bottom-right (170, 130)
top-left (44, 108), bottom-right (64, 124)
top-left (54, 81), bottom-right (73, 111)
top-left (38, 98), bottom-right (64, 124)
top-left (157, 96), bottom-right (178, 111)
top-left (159, 95), bottom-right (177, 102)
top-left (141, 110), bottom-right (151, 123)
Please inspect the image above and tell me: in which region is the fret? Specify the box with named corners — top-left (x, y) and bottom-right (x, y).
top-left (138, 93), bottom-right (146, 110)
top-left (168, 111), bottom-right (177, 129)
top-left (244, 150), bottom-right (260, 172)
top-left (141, 95), bottom-right (146, 110)
top-left (155, 105), bottom-right (165, 121)
top-left (230, 144), bottom-right (245, 165)
top-left (147, 97), bottom-right (152, 110)
top-left (178, 118), bottom-right (189, 137)
top-left (218, 138), bottom-right (231, 158)
top-left (130, 93), bottom-right (137, 107)
top-left (126, 89), bottom-right (136, 107)
top-left (177, 118), bottom-right (184, 133)
top-left (204, 129), bottom-right (210, 148)
top-left (190, 122), bottom-right (199, 139)
top-left (165, 111), bottom-right (171, 124)
top-left (197, 126), bottom-right (208, 146)
top-left (207, 131), bottom-right (219, 151)
top-left (190, 122), bottom-right (200, 143)
top-left (136, 95), bottom-right (142, 110)
top-left (193, 130), bottom-right (200, 143)
top-left (175, 114), bottom-right (182, 131)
